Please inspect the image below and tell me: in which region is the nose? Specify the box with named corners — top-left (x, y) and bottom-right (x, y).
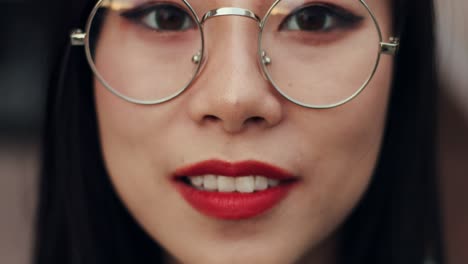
top-left (186, 17), bottom-right (284, 134)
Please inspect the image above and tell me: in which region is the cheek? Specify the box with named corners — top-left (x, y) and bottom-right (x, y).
top-left (94, 77), bottom-right (182, 175)
top-left (91, 13), bottom-right (197, 236)
top-left (288, 0), bottom-right (394, 183)
top-left (285, 53), bottom-right (394, 237)
top-left (94, 80), bottom-right (186, 231)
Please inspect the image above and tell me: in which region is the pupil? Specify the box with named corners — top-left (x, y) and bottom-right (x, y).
top-left (156, 6), bottom-right (186, 30)
top-left (297, 7), bottom-right (328, 31)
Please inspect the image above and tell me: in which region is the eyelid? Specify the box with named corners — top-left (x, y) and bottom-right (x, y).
top-left (278, 3), bottom-right (364, 30)
top-left (120, 1), bottom-right (195, 21)
top-left (119, 2), bottom-right (197, 31)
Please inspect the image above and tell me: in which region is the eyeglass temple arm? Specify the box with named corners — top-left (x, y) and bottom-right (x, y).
top-left (380, 37), bottom-right (400, 55)
top-left (70, 29), bottom-right (86, 46)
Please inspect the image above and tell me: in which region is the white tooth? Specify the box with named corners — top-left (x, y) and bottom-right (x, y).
top-left (203, 175), bottom-right (217, 191)
top-left (190, 176), bottom-right (203, 188)
top-left (268, 179), bottom-right (279, 187)
top-left (254, 176), bottom-right (268, 191)
top-left (235, 176), bottom-right (255, 193)
top-left (217, 176), bottom-right (235, 192)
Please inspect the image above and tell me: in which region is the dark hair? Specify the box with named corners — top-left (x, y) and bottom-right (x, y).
top-left (34, 0), bottom-right (443, 263)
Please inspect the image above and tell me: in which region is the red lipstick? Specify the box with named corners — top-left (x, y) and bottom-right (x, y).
top-left (173, 160), bottom-right (298, 220)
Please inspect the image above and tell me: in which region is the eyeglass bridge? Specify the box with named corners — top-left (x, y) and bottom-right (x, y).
top-left (192, 7), bottom-right (264, 65)
top-left (201, 7), bottom-right (261, 24)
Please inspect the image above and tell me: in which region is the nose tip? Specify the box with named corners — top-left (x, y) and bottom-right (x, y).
top-left (185, 17), bottom-right (283, 134)
top-left (199, 96), bottom-right (281, 133)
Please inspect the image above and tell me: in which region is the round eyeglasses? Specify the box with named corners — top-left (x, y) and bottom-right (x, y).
top-left (71, 0), bottom-right (399, 109)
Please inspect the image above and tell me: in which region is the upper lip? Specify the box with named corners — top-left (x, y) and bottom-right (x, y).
top-left (173, 159), bottom-right (296, 180)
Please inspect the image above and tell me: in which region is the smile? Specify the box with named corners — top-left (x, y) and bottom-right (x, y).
top-left (185, 175), bottom-right (280, 192)
top-left (172, 160), bottom-right (299, 220)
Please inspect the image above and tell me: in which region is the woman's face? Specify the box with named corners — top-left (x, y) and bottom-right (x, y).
top-left (93, 0), bottom-right (393, 263)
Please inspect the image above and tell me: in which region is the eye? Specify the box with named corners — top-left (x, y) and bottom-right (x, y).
top-left (121, 4), bottom-right (196, 32)
top-left (279, 4), bottom-right (363, 32)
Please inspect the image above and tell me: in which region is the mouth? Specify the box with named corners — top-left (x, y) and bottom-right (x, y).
top-left (172, 160), bottom-right (299, 220)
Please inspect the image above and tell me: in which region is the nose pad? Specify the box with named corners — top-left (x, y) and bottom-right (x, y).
top-left (258, 50), bottom-right (273, 81)
top-left (185, 17), bottom-right (283, 134)
top-left (191, 49), bottom-right (209, 81)
top-left (192, 51), bottom-right (202, 65)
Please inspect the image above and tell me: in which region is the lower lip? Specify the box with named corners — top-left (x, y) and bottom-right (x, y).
top-left (174, 181), bottom-right (296, 220)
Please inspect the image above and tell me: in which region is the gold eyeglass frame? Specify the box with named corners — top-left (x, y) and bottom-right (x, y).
top-left (71, 0), bottom-right (400, 109)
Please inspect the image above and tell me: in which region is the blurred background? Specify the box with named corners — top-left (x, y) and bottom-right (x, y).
top-left (435, 1), bottom-right (468, 263)
top-left (0, 0), bottom-right (67, 262)
top-left (0, 0), bottom-right (467, 263)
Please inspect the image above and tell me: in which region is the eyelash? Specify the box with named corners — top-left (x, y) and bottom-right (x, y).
top-left (120, 2), bottom-right (196, 32)
top-left (279, 3), bottom-right (364, 32)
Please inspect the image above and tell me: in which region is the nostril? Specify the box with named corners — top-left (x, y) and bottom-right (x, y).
top-left (203, 115), bottom-right (220, 123)
top-left (246, 116), bottom-right (265, 125)
top-left (202, 115), bottom-right (266, 128)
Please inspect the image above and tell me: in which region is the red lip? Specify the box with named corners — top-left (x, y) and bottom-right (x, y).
top-left (172, 160), bottom-right (298, 220)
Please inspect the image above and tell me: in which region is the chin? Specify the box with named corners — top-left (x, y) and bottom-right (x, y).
top-left (166, 244), bottom-right (301, 264)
